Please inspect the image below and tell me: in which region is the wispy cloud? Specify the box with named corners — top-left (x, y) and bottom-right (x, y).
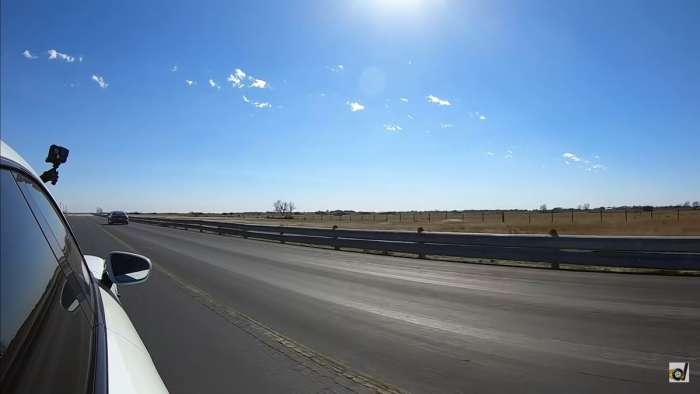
top-left (91, 75), bottom-right (108, 88)
top-left (78, 56), bottom-right (84, 63)
top-left (384, 124), bottom-right (402, 132)
top-left (469, 111), bottom-right (487, 120)
top-left (440, 123), bottom-right (454, 128)
top-left (504, 150), bottom-right (513, 159)
top-left (407, 114), bottom-right (414, 120)
top-left (250, 78), bottom-right (268, 89)
top-left (427, 95), bottom-right (451, 106)
top-left (171, 65), bottom-right (178, 72)
top-left (562, 152), bottom-right (582, 162)
top-left (328, 64), bottom-right (344, 72)
top-left (185, 80), bottom-right (196, 87)
top-left (48, 49), bottom-right (75, 62)
top-left (227, 68), bottom-right (247, 88)
top-left (486, 151), bottom-right (495, 156)
top-left (562, 152), bottom-right (607, 171)
top-left (208, 79), bottom-right (221, 89)
top-left (241, 95), bottom-right (271, 109)
top-left (347, 101), bottom-right (365, 112)
top-left (399, 98), bottom-right (409, 103)
top-left (227, 68), bottom-right (269, 89)
top-left (22, 50), bottom-right (38, 59)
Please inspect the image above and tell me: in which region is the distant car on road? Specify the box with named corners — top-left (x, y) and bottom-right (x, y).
top-left (108, 210), bottom-right (129, 225)
top-left (0, 140), bottom-right (167, 393)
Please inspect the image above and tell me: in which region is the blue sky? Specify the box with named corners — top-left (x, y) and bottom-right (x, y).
top-left (2, 0), bottom-right (699, 212)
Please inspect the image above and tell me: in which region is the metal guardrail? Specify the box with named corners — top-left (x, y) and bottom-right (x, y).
top-left (129, 217), bottom-right (700, 270)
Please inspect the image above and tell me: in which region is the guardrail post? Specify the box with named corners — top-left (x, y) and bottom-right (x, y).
top-left (199, 224), bottom-right (203, 233)
top-left (551, 262), bottom-right (560, 269)
top-left (280, 230), bottom-right (285, 244)
top-left (417, 227), bottom-right (425, 259)
top-left (332, 225), bottom-right (339, 250)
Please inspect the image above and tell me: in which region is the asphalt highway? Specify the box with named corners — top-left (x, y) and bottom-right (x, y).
top-left (68, 215), bottom-right (699, 393)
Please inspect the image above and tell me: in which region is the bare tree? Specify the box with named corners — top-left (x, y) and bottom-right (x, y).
top-left (273, 200), bottom-right (284, 215)
top-left (683, 201), bottom-right (691, 207)
top-left (539, 204), bottom-right (547, 211)
top-left (693, 201), bottom-right (699, 208)
top-left (273, 200), bottom-right (296, 217)
top-left (583, 203), bottom-right (590, 210)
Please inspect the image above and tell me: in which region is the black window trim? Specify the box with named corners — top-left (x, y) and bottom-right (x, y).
top-left (0, 157), bottom-right (108, 394)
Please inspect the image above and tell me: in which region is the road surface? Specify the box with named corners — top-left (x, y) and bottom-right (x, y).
top-left (68, 216), bottom-right (699, 393)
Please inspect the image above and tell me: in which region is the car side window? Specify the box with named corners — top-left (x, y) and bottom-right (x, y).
top-left (13, 172), bottom-right (94, 303)
top-left (0, 169), bottom-right (93, 393)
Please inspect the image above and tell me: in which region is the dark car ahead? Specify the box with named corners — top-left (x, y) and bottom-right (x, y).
top-left (107, 211), bottom-right (129, 225)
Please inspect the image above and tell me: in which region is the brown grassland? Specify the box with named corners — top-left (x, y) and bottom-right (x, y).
top-left (137, 209), bottom-right (700, 236)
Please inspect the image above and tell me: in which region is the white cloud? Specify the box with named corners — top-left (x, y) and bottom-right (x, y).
top-left (407, 114), bottom-right (414, 120)
top-left (250, 78), bottom-right (268, 89)
top-left (588, 164), bottom-right (607, 171)
top-left (78, 56), bottom-right (83, 62)
top-left (440, 123), bottom-right (454, 128)
top-left (384, 124), bottom-right (402, 132)
top-left (562, 152), bottom-right (582, 162)
top-left (91, 75), bottom-right (108, 88)
top-left (399, 98), bottom-right (409, 103)
top-left (227, 68), bottom-right (247, 88)
top-left (242, 95), bottom-right (250, 103)
top-left (347, 101), bottom-right (365, 112)
top-left (479, 115), bottom-right (487, 120)
top-left (486, 151), bottom-right (495, 156)
top-left (427, 95), bottom-right (451, 106)
top-left (227, 68), bottom-right (269, 90)
top-left (48, 49), bottom-right (75, 62)
top-left (185, 80), bottom-right (195, 87)
top-left (329, 64), bottom-right (344, 72)
top-left (208, 79), bottom-right (221, 89)
top-left (171, 65), bottom-right (178, 72)
top-left (253, 102), bottom-right (271, 109)
top-left (22, 50), bottom-right (38, 59)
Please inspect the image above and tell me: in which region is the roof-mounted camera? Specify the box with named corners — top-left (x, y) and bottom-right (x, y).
top-left (40, 144), bottom-right (69, 185)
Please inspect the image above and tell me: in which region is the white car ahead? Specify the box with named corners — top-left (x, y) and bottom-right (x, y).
top-left (0, 140), bottom-right (168, 394)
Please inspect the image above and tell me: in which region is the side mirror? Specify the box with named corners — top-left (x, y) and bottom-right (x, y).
top-left (105, 251), bottom-right (152, 285)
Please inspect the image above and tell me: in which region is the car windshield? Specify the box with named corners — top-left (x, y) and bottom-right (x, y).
top-left (2, 1), bottom-right (699, 393)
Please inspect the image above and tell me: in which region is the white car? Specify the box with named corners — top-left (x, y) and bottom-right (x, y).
top-left (0, 141), bottom-right (168, 394)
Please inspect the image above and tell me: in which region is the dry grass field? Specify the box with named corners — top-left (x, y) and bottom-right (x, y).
top-left (135, 208), bottom-right (700, 236)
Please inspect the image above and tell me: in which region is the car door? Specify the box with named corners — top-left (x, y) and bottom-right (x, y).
top-left (0, 169), bottom-right (96, 394)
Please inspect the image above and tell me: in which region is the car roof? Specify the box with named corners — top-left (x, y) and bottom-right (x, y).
top-left (0, 140), bottom-right (40, 179)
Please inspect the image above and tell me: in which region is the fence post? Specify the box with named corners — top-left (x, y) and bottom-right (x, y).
top-left (481, 212), bottom-right (485, 223)
top-left (528, 212), bottom-right (531, 224)
top-left (650, 207), bottom-right (653, 219)
top-left (428, 212), bottom-right (431, 223)
top-left (625, 208), bottom-right (628, 223)
top-left (399, 212), bottom-right (402, 222)
top-left (678, 207), bottom-right (680, 222)
top-left (600, 208), bottom-right (603, 224)
top-left (551, 211), bottom-right (554, 224)
top-left (571, 209), bottom-right (574, 224)
top-left (501, 211), bottom-right (505, 223)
